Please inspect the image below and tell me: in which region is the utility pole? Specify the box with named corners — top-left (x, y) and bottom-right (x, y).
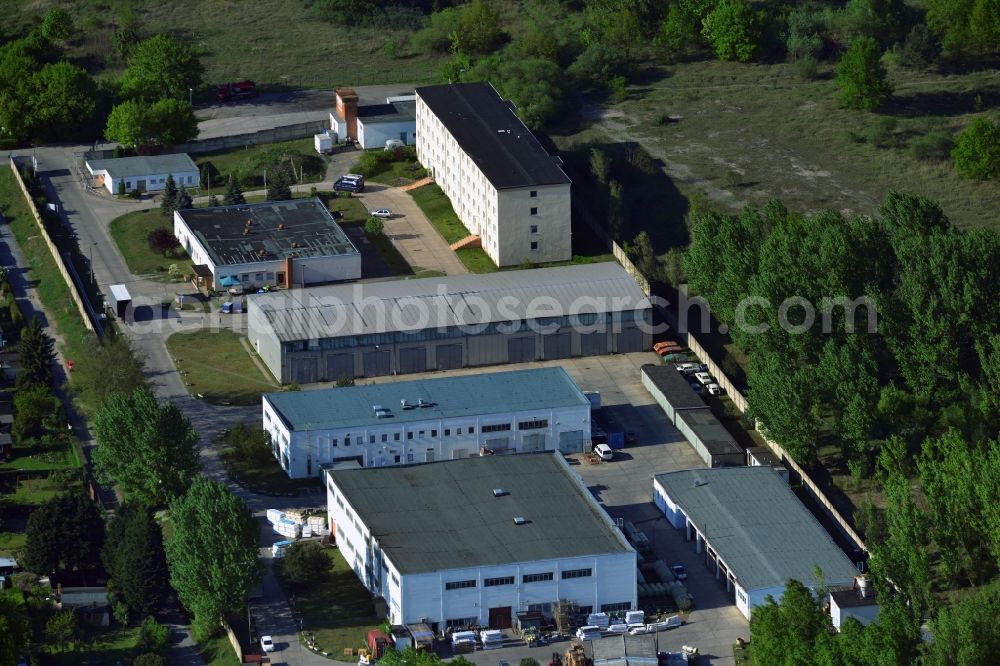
top-left (263, 168), bottom-right (267, 199)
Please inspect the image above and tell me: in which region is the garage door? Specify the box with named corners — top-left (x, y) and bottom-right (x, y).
top-left (616, 327), bottom-right (645, 353)
top-left (485, 437), bottom-right (510, 452)
top-left (363, 349), bottom-right (392, 377)
top-left (291, 357), bottom-right (317, 384)
top-left (436, 343), bottom-right (463, 370)
top-left (398, 347), bottom-right (427, 374)
top-left (543, 332), bottom-right (571, 360)
top-left (326, 353), bottom-right (354, 381)
top-left (580, 331), bottom-right (608, 356)
top-left (522, 433), bottom-right (545, 452)
top-left (559, 430), bottom-right (585, 454)
top-left (489, 606), bottom-right (512, 630)
top-left (507, 337), bottom-right (536, 363)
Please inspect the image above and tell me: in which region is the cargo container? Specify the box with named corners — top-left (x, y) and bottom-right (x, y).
top-left (108, 284), bottom-right (131, 320)
top-left (583, 390), bottom-right (601, 411)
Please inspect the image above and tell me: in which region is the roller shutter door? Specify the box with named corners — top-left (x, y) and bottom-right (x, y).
top-left (436, 343), bottom-right (463, 370)
top-left (543, 332), bottom-right (571, 360)
top-left (326, 353), bottom-right (354, 381)
top-left (559, 430), bottom-right (585, 454)
top-left (522, 433), bottom-right (545, 452)
top-left (291, 358), bottom-right (317, 384)
top-left (507, 337), bottom-right (536, 363)
top-left (363, 349), bottom-right (392, 377)
top-left (580, 331), bottom-right (608, 356)
top-left (616, 327), bottom-right (645, 353)
top-left (398, 347), bottom-right (427, 374)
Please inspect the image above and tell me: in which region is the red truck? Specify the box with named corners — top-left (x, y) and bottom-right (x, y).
top-left (216, 80), bottom-right (259, 102)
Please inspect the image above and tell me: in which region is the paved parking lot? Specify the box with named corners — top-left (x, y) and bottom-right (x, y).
top-left (346, 352), bottom-right (749, 664)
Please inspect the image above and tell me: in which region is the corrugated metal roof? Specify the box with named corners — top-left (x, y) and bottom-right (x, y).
top-left (328, 452), bottom-right (633, 574)
top-left (653, 467), bottom-right (858, 592)
top-left (265, 367), bottom-right (589, 431)
top-left (250, 262), bottom-right (650, 342)
top-left (86, 153), bottom-right (198, 179)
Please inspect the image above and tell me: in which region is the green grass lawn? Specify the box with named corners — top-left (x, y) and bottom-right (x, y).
top-left (278, 548), bottom-right (381, 661)
top-left (196, 139), bottom-right (327, 189)
top-left (407, 184), bottom-right (497, 273)
top-left (45, 625), bottom-right (142, 666)
top-left (0, 532), bottom-right (25, 557)
top-left (165, 330), bottom-right (279, 405)
top-left (108, 208), bottom-right (188, 276)
top-left (0, 447), bottom-right (79, 472)
top-left (196, 628), bottom-right (241, 666)
top-left (353, 151), bottom-right (428, 185)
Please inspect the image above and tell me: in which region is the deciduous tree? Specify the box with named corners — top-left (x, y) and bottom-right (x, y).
top-left (119, 34), bottom-right (203, 100)
top-left (29, 61), bottom-right (97, 139)
top-left (952, 116), bottom-right (1000, 180)
top-left (41, 9), bottom-right (73, 42)
top-left (836, 37), bottom-right (893, 110)
top-left (93, 387), bottom-right (200, 505)
top-left (701, 0), bottom-right (766, 62)
top-left (0, 594), bottom-right (29, 666)
top-left (457, 0), bottom-right (505, 56)
top-left (165, 479), bottom-right (262, 639)
top-left (147, 98), bottom-right (198, 149)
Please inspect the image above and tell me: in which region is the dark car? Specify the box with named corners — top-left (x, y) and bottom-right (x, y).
top-left (334, 174), bottom-right (365, 193)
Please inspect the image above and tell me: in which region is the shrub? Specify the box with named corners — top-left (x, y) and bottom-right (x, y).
top-left (867, 117), bottom-right (899, 148)
top-left (117, 180), bottom-right (126, 196)
top-left (353, 152), bottom-right (384, 178)
top-left (147, 228), bottom-right (180, 255)
top-left (952, 116), bottom-right (1000, 179)
top-left (279, 541), bottom-right (330, 585)
top-left (411, 8), bottom-right (461, 54)
top-left (794, 56), bottom-right (820, 81)
top-left (365, 216), bottom-right (385, 237)
top-left (138, 616), bottom-right (170, 653)
top-left (909, 130), bottom-right (954, 161)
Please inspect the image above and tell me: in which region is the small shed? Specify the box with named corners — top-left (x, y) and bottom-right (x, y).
top-left (367, 629), bottom-right (390, 658)
top-left (108, 284), bottom-right (132, 320)
top-left (390, 625), bottom-right (412, 651)
top-left (406, 623), bottom-right (434, 651)
top-left (513, 611), bottom-right (544, 636)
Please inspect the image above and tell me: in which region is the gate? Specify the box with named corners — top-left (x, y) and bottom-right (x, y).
top-left (616, 327), bottom-right (644, 353)
top-left (398, 347), bottom-right (427, 374)
top-left (291, 357), bottom-right (317, 384)
top-left (507, 337), bottom-right (536, 363)
top-left (488, 606), bottom-right (512, 630)
top-left (363, 349), bottom-right (392, 376)
top-left (436, 343), bottom-right (463, 370)
top-left (326, 353), bottom-right (354, 381)
top-left (543, 332), bottom-right (571, 359)
top-left (580, 331), bottom-right (608, 356)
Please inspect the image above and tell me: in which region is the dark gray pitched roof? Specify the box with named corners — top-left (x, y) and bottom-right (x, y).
top-left (416, 82), bottom-right (571, 190)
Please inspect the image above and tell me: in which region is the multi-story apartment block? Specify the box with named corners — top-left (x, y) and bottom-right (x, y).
top-left (415, 82), bottom-right (572, 267)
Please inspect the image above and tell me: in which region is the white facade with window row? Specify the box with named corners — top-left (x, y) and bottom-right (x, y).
top-left (326, 453), bottom-right (637, 629)
top-left (263, 368), bottom-right (592, 478)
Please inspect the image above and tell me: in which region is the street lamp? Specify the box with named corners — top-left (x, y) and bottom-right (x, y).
top-left (189, 88), bottom-right (193, 107)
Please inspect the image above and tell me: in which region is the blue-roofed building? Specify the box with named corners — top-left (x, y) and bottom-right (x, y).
top-left (263, 367), bottom-right (592, 478)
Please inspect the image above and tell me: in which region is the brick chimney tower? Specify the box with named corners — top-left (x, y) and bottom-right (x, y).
top-left (335, 88), bottom-right (359, 142)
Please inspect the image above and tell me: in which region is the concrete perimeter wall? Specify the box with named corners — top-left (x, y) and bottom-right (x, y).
top-left (175, 119), bottom-right (329, 155)
top-left (7, 160), bottom-right (96, 334)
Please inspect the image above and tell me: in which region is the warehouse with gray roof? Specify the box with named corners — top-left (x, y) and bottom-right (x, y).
top-left (327, 452), bottom-right (637, 629)
top-left (248, 262), bottom-right (651, 384)
top-left (263, 367), bottom-right (593, 478)
top-left (653, 466), bottom-right (860, 619)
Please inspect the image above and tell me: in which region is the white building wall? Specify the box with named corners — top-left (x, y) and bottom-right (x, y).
top-left (266, 396), bottom-right (590, 478)
top-left (358, 119), bottom-right (416, 150)
top-left (90, 164), bottom-right (199, 195)
top-left (652, 478), bottom-right (687, 529)
top-left (830, 597), bottom-right (880, 630)
top-left (415, 95), bottom-right (571, 268)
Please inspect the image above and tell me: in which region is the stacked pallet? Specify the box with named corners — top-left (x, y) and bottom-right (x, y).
top-left (553, 600), bottom-right (579, 635)
top-left (585, 612), bottom-right (609, 630)
top-left (480, 630), bottom-right (503, 650)
top-left (451, 631), bottom-right (476, 653)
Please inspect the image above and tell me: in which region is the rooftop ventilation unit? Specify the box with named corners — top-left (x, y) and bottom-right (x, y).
top-left (417, 398), bottom-right (434, 408)
top-left (373, 405), bottom-right (392, 419)
top-left (513, 516), bottom-right (528, 525)
top-left (693, 479), bottom-right (707, 487)
top-left (492, 488), bottom-right (508, 497)
top-left (400, 399), bottom-right (415, 410)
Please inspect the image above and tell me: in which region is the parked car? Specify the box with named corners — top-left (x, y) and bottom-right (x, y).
top-left (706, 383), bottom-right (723, 395)
top-left (694, 371), bottom-right (713, 385)
top-left (371, 208), bottom-right (392, 218)
top-left (676, 363), bottom-right (699, 374)
top-left (217, 80), bottom-right (259, 102)
top-left (334, 174), bottom-right (365, 192)
top-left (594, 442), bottom-right (614, 461)
top-left (261, 636), bottom-right (275, 652)
top-left (671, 565), bottom-right (688, 581)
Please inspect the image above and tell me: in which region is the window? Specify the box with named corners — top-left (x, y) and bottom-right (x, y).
top-left (336, 495), bottom-right (344, 508)
top-left (484, 576), bottom-right (515, 587)
top-left (407, 452), bottom-right (414, 462)
top-left (446, 617), bottom-right (477, 629)
top-left (382, 434), bottom-right (388, 442)
top-left (530, 190), bottom-right (538, 198)
top-left (561, 568), bottom-right (592, 580)
top-left (530, 207), bottom-right (538, 215)
top-left (255, 273), bottom-right (263, 282)
top-left (394, 455), bottom-right (400, 463)
top-left (369, 435), bottom-right (375, 444)
top-left (394, 433), bottom-right (400, 441)
top-left (331, 437), bottom-right (338, 447)
top-left (469, 426), bottom-right (475, 434)
top-left (431, 430), bottom-right (438, 437)
top-left (445, 580), bottom-right (477, 590)
top-left (419, 430), bottom-right (425, 437)
top-left (578, 606), bottom-right (593, 615)
top-left (407, 432), bottom-right (413, 440)
top-left (392, 574), bottom-right (400, 586)
top-left (522, 572), bottom-right (554, 584)
top-left (530, 225), bottom-right (538, 234)
top-left (530, 242), bottom-right (539, 250)
top-left (482, 423), bottom-right (512, 433)
top-left (345, 436), bottom-right (351, 446)
top-left (600, 602), bottom-right (632, 613)
top-left (457, 428), bottom-right (463, 435)
top-left (519, 419), bottom-right (549, 431)
top-left (444, 429), bottom-right (451, 436)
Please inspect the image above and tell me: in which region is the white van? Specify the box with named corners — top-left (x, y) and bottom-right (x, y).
top-left (594, 443), bottom-right (614, 461)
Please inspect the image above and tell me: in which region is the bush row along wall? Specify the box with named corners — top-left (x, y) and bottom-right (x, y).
top-left (8, 160), bottom-right (95, 334)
